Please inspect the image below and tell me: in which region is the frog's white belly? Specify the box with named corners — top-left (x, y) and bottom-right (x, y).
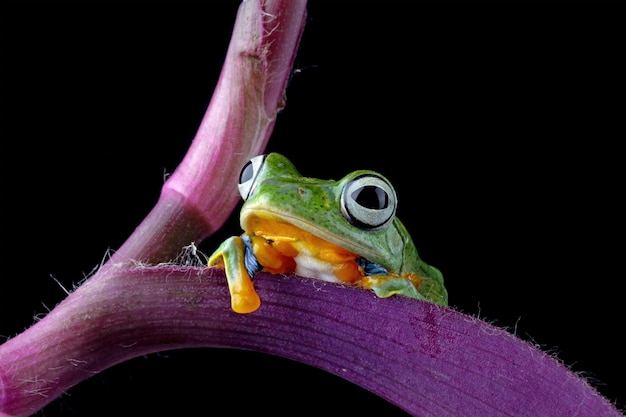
top-left (293, 248), bottom-right (341, 283)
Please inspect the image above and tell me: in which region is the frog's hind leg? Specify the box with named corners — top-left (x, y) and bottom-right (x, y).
top-left (208, 236), bottom-right (261, 314)
top-left (366, 276), bottom-right (426, 301)
top-left (357, 257), bottom-right (426, 301)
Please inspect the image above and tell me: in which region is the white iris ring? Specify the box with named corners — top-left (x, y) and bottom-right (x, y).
top-left (341, 174), bottom-right (397, 230)
top-left (238, 154), bottom-right (267, 200)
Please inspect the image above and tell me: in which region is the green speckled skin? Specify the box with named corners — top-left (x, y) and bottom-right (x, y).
top-left (237, 153), bottom-right (448, 306)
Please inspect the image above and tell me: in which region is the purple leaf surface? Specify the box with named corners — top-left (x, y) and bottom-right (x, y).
top-left (0, 267), bottom-right (621, 416)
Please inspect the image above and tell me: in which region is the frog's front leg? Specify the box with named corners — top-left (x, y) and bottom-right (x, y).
top-left (208, 235), bottom-right (261, 314)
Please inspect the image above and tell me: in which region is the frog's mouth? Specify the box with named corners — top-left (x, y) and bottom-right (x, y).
top-left (240, 207), bottom-right (378, 262)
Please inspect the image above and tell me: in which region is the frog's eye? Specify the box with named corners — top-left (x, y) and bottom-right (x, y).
top-left (341, 174), bottom-right (397, 230)
top-left (238, 154), bottom-right (266, 200)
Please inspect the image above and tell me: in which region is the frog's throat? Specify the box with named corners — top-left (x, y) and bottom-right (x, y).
top-left (240, 207), bottom-right (380, 263)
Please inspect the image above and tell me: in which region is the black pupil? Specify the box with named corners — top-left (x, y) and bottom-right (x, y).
top-left (352, 186), bottom-right (388, 210)
top-left (239, 161), bottom-right (254, 184)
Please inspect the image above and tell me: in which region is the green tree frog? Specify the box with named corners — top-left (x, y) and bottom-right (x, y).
top-left (209, 153), bottom-right (448, 314)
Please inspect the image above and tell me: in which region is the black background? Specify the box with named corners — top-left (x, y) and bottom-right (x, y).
top-left (1, 1), bottom-right (624, 416)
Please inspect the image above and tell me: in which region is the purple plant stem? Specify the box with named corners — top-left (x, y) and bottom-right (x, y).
top-left (0, 268), bottom-right (621, 416)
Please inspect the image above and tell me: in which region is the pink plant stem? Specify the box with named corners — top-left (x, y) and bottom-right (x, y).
top-left (104, 0), bottom-right (307, 269)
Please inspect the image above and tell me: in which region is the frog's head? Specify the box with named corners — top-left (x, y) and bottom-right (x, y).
top-left (236, 153), bottom-right (415, 273)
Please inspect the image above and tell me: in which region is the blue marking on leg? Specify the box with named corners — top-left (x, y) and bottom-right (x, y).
top-left (356, 257), bottom-right (389, 276)
top-left (241, 234), bottom-right (263, 279)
